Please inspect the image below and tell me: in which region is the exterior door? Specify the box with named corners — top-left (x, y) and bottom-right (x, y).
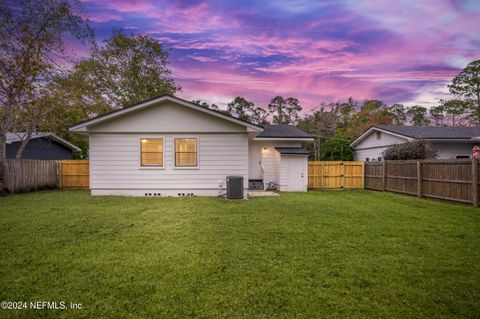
top-left (248, 143), bottom-right (262, 179)
top-left (286, 155), bottom-right (307, 191)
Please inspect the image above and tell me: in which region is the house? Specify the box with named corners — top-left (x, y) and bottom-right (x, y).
top-left (69, 95), bottom-right (314, 197)
top-left (351, 125), bottom-right (480, 161)
top-left (6, 132), bottom-right (81, 160)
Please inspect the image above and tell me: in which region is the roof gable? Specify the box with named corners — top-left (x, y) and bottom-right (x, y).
top-left (351, 125), bottom-right (480, 147)
top-left (70, 95), bottom-right (262, 133)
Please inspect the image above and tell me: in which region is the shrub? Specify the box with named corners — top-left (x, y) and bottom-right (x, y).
top-left (383, 140), bottom-right (437, 160)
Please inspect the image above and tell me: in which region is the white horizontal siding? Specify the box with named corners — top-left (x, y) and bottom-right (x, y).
top-left (90, 133), bottom-right (248, 196)
top-left (248, 141), bottom-right (301, 188)
top-left (433, 142), bottom-right (475, 159)
top-left (355, 130), bottom-right (409, 150)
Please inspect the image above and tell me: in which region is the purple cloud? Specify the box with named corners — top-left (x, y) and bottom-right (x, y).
top-left (76, 0), bottom-right (480, 110)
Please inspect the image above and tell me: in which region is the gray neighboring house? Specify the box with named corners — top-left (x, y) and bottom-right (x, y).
top-left (350, 125), bottom-right (480, 161)
top-left (6, 132), bottom-right (81, 160)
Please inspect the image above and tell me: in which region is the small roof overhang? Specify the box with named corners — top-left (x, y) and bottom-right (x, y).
top-left (275, 147), bottom-right (310, 155)
top-left (255, 137), bottom-right (314, 142)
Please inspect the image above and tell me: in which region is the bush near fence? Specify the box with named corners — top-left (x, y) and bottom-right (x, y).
top-left (365, 159), bottom-right (479, 207)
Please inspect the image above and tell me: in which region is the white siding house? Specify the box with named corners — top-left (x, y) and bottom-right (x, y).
top-left (70, 95), bottom-right (313, 196)
top-left (351, 125), bottom-right (480, 161)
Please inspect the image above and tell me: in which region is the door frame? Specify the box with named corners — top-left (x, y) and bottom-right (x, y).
top-left (284, 154), bottom-right (308, 192)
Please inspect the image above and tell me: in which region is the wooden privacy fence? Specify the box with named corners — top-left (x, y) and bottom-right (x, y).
top-left (0, 159), bottom-right (90, 194)
top-left (2, 159), bottom-right (58, 193)
top-left (365, 159), bottom-right (479, 206)
top-left (308, 161), bottom-right (365, 189)
top-left (59, 160), bottom-right (89, 189)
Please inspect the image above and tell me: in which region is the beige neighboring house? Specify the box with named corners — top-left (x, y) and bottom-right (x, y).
top-left (70, 95), bottom-right (313, 197)
top-left (351, 125), bottom-right (480, 161)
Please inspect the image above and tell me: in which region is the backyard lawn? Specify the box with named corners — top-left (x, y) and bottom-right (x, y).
top-left (0, 190), bottom-right (479, 318)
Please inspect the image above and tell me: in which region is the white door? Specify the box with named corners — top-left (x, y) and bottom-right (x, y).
top-left (286, 155), bottom-right (307, 191)
top-left (248, 143), bottom-right (262, 179)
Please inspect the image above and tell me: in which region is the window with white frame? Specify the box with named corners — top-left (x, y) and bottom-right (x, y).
top-left (175, 138), bottom-right (197, 167)
top-left (140, 138), bottom-right (163, 166)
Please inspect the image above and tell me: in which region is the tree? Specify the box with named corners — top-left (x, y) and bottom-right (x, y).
top-left (389, 104), bottom-right (407, 125)
top-left (268, 96), bottom-right (302, 124)
top-left (250, 107), bottom-right (269, 125)
top-left (319, 138), bottom-right (354, 161)
top-left (227, 96), bottom-right (256, 122)
top-left (72, 29), bottom-right (180, 109)
top-left (44, 29), bottom-right (180, 156)
top-left (298, 108), bottom-right (338, 160)
top-left (407, 105), bottom-right (430, 126)
top-left (192, 99), bottom-right (221, 111)
top-left (344, 100), bottom-right (393, 138)
top-left (429, 105), bottom-right (445, 126)
top-left (0, 0), bottom-right (92, 163)
top-left (441, 99), bottom-right (468, 127)
top-left (383, 140), bottom-right (437, 160)
top-left (226, 96), bottom-right (269, 125)
top-left (448, 60), bottom-right (480, 124)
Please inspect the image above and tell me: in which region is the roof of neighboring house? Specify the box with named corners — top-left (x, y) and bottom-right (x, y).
top-left (6, 132), bottom-right (81, 152)
top-left (274, 147), bottom-right (310, 155)
top-left (69, 94), bottom-right (263, 132)
top-left (257, 124), bottom-right (313, 139)
top-left (350, 125), bottom-right (480, 147)
top-left (375, 125), bottom-right (480, 139)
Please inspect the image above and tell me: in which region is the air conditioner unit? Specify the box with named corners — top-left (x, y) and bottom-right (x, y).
top-left (226, 176), bottom-right (244, 199)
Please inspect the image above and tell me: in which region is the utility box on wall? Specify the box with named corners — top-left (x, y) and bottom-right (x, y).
top-left (226, 176), bottom-right (244, 199)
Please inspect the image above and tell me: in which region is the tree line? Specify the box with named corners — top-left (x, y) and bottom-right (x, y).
top-left (1, 0), bottom-right (479, 163)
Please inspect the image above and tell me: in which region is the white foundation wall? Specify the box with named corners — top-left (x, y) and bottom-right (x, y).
top-left (89, 133), bottom-right (248, 196)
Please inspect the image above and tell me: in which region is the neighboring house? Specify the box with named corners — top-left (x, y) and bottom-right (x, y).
top-left (6, 132), bottom-right (81, 160)
top-left (351, 125), bottom-right (480, 161)
top-left (70, 95), bottom-right (314, 197)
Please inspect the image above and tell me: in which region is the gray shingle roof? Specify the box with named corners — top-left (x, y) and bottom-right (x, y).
top-left (257, 124), bottom-right (313, 138)
top-left (275, 147), bottom-right (310, 155)
top-left (375, 125), bottom-right (480, 139)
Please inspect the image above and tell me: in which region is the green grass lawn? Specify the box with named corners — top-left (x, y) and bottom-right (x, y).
top-left (0, 190), bottom-right (479, 318)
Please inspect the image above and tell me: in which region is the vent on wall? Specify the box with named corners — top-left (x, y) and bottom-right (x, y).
top-left (177, 193), bottom-right (195, 197)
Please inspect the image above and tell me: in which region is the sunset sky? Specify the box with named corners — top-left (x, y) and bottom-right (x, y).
top-left (77, 0), bottom-right (480, 111)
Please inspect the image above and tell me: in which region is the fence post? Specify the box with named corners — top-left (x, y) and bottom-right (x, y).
top-left (320, 162), bottom-right (324, 189)
top-left (472, 158), bottom-right (478, 207)
top-left (341, 162), bottom-right (345, 189)
top-left (381, 160), bottom-right (386, 192)
top-left (417, 161), bottom-right (422, 198)
top-left (361, 162), bottom-right (365, 189)
top-left (0, 159), bottom-right (4, 195)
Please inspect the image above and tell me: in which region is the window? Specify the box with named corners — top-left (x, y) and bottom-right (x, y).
top-left (456, 155), bottom-right (470, 159)
top-left (140, 139), bottom-right (163, 166)
top-left (378, 157), bottom-right (382, 161)
top-left (175, 138), bottom-right (197, 167)
top-left (376, 131), bottom-right (381, 140)
top-left (366, 157), bottom-right (370, 162)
